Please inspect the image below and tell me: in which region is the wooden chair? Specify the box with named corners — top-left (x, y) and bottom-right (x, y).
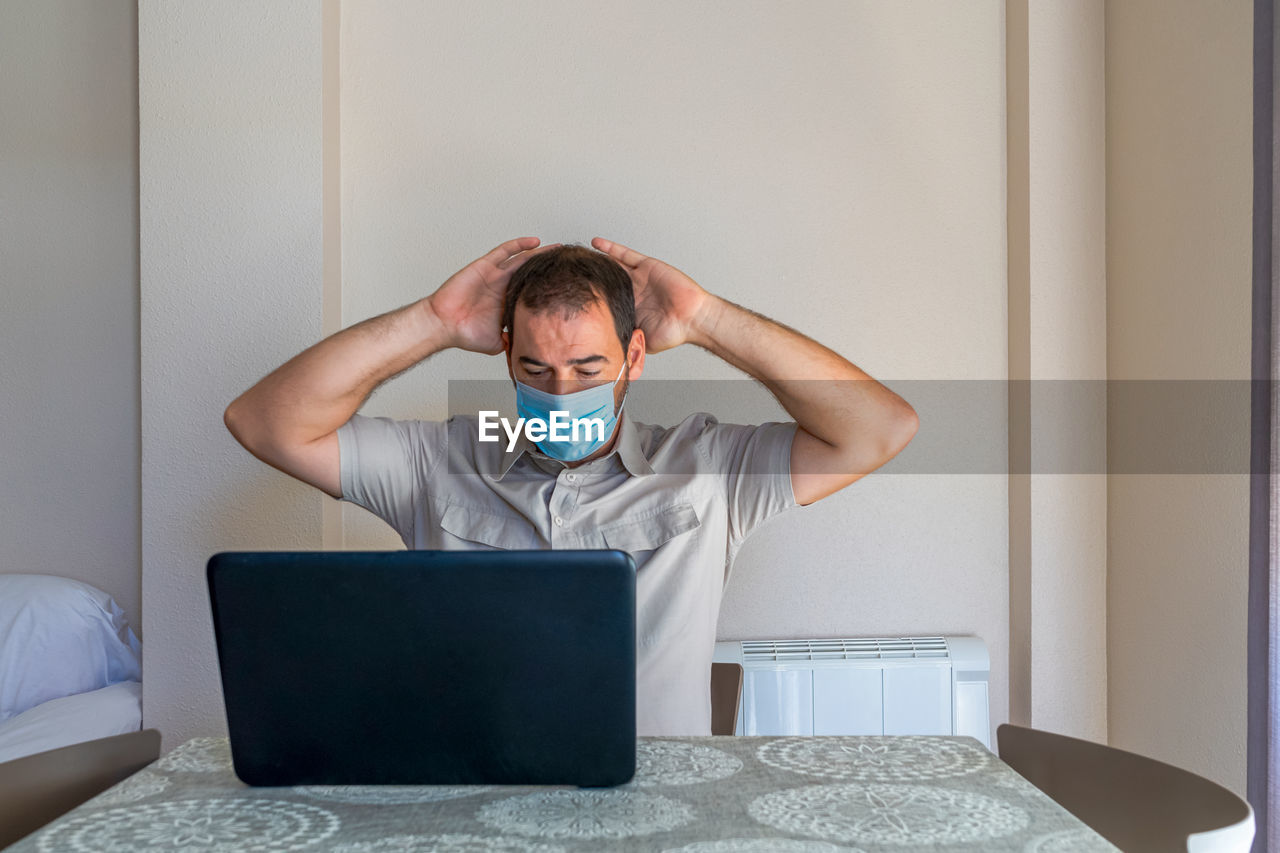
top-left (710, 662), bottom-right (743, 736)
top-left (0, 729), bottom-right (162, 849)
top-left (996, 723), bottom-right (1254, 853)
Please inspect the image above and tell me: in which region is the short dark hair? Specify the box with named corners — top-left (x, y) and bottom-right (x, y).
top-left (502, 245), bottom-right (636, 353)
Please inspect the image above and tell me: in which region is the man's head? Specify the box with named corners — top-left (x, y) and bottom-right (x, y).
top-left (501, 245), bottom-right (645, 402)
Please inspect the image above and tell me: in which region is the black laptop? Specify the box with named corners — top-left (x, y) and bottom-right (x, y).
top-left (206, 549), bottom-right (636, 787)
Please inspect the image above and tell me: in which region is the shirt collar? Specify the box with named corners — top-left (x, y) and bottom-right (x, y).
top-left (490, 407), bottom-right (655, 481)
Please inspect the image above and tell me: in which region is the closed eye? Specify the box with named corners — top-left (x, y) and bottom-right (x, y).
top-left (523, 368), bottom-right (599, 376)
top-left (522, 370), bottom-right (600, 381)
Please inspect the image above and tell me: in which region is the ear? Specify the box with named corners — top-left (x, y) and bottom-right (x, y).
top-left (502, 330), bottom-right (514, 380)
top-left (626, 328), bottom-right (645, 380)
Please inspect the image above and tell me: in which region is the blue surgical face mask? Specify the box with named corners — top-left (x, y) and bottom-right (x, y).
top-left (514, 360), bottom-right (628, 462)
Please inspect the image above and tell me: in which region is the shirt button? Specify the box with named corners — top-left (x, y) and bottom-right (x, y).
top-left (566, 474), bottom-right (577, 482)
top-left (554, 516), bottom-right (564, 527)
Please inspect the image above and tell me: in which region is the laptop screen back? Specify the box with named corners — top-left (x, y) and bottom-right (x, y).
top-left (207, 549), bottom-right (636, 786)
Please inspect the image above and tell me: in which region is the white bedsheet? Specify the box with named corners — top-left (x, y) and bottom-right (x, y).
top-left (0, 680), bottom-right (142, 763)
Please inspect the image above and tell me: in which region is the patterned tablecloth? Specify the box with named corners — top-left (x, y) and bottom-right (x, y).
top-left (13, 735), bottom-right (1120, 852)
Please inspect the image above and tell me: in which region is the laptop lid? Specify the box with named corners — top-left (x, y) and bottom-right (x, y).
top-left (206, 549), bottom-right (636, 787)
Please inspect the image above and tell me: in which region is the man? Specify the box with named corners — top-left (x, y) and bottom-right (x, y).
top-left (224, 236), bottom-right (918, 735)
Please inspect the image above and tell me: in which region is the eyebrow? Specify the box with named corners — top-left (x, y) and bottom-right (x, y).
top-left (518, 355), bottom-right (608, 368)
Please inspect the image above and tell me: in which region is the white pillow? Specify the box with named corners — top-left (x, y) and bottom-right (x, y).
top-left (0, 574), bottom-right (141, 722)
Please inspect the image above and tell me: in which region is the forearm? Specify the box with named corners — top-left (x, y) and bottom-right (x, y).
top-left (225, 297), bottom-right (447, 447)
top-left (688, 295), bottom-right (916, 453)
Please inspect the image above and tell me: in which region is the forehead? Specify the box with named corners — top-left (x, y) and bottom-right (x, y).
top-left (509, 299), bottom-right (622, 361)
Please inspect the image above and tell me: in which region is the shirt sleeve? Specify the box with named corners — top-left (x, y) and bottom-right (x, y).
top-left (694, 414), bottom-right (801, 551)
top-left (335, 414), bottom-right (446, 543)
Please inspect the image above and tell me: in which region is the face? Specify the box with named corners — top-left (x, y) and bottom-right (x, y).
top-left (502, 298), bottom-right (645, 415)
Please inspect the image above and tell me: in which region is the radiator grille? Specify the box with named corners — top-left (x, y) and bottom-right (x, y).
top-left (740, 636), bottom-right (950, 662)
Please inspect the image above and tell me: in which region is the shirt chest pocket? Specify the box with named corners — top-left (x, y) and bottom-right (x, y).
top-left (592, 502), bottom-right (702, 555)
top-left (436, 501), bottom-right (544, 550)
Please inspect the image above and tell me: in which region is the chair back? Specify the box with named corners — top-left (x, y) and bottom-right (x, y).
top-left (0, 728), bottom-right (162, 849)
top-left (710, 662), bottom-right (743, 735)
top-left (997, 723), bottom-right (1254, 853)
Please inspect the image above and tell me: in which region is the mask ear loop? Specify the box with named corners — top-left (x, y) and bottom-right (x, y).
top-left (614, 359), bottom-right (630, 416)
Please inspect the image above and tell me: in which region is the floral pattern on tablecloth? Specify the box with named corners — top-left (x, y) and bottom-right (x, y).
top-left (477, 789), bottom-right (696, 839)
top-left (750, 782), bottom-right (1031, 845)
top-left (330, 834), bottom-right (568, 852)
top-left (294, 784), bottom-right (497, 805)
top-left (756, 735), bottom-right (997, 781)
top-left (153, 737), bottom-right (234, 773)
top-left (1023, 827), bottom-right (1121, 852)
top-left (11, 735), bottom-right (1120, 853)
top-left (662, 840), bottom-right (864, 852)
top-left (82, 769), bottom-right (171, 807)
top-left (623, 740), bottom-right (743, 788)
top-left (35, 798), bottom-right (339, 852)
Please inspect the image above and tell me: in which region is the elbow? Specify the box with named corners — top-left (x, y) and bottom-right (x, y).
top-left (882, 405), bottom-right (919, 460)
top-left (223, 398), bottom-right (256, 449)
top-left (223, 401), bottom-right (237, 433)
top-left (828, 405), bottom-right (918, 476)
top-left (900, 405), bottom-right (920, 444)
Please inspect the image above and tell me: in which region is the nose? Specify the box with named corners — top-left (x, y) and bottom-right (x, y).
top-left (548, 372), bottom-right (578, 396)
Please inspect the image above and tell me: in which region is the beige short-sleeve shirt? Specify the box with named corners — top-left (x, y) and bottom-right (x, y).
top-left (335, 407), bottom-right (800, 735)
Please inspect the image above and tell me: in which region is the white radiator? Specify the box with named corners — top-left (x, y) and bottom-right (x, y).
top-left (713, 635), bottom-right (991, 749)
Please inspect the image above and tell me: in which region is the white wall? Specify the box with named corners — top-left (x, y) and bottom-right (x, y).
top-left (139, 0), bottom-right (326, 750)
top-left (128, 1), bottom-right (1253, 799)
top-left (2, 0), bottom-right (1254, 794)
top-left (339, 0), bottom-right (1014, 744)
top-left (1106, 0), bottom-right (1253, 795)
top-left (132, 0), bottom-right (1021, 746)
top-left (0, 0), bottom-right (141, 632)
top-left (1026, 0), bottom-right (1109, 741)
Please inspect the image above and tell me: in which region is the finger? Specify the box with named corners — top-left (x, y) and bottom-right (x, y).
top-left (592, 236), bottom-right (647, 268)
top-left (482, 237), bottom-right (541, 268)
top-left (501, 241), bottom-right (562, 273)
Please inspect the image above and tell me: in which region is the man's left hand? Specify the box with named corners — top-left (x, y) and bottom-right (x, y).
top-left (591, 237), bottom-right (717, 354)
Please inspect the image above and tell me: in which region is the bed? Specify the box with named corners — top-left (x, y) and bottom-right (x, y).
top-left (0, 574), bottom-right (142, 763)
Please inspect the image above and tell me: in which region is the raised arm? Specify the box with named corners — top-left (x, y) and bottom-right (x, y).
top-left (224, 237), bottom-right (551, 498)
top-left (591, 237), bottom-right (918, 506)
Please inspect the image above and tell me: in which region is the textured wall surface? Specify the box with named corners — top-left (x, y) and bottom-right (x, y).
top-left (139, 0), bottom-right (326, 751)
top-left (1027, 0), bottom-right (1109, 742)
top-left (338, 0), bottom-right (1013, 744)
top-left (1105, 0), bottom-right (1252, 796)
top-left (129, 1), bottom-right (1252, 789)
top-left (0, 1), bottom-right (141, 631)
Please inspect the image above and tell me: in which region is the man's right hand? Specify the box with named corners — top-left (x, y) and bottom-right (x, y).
top-left (426, 237), bottom-right (556, 354)
top-left (225, 236), bottom-right (555, 500)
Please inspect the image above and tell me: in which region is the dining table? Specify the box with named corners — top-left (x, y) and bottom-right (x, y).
top-left (10, 734), bottom-right (1120, 852)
